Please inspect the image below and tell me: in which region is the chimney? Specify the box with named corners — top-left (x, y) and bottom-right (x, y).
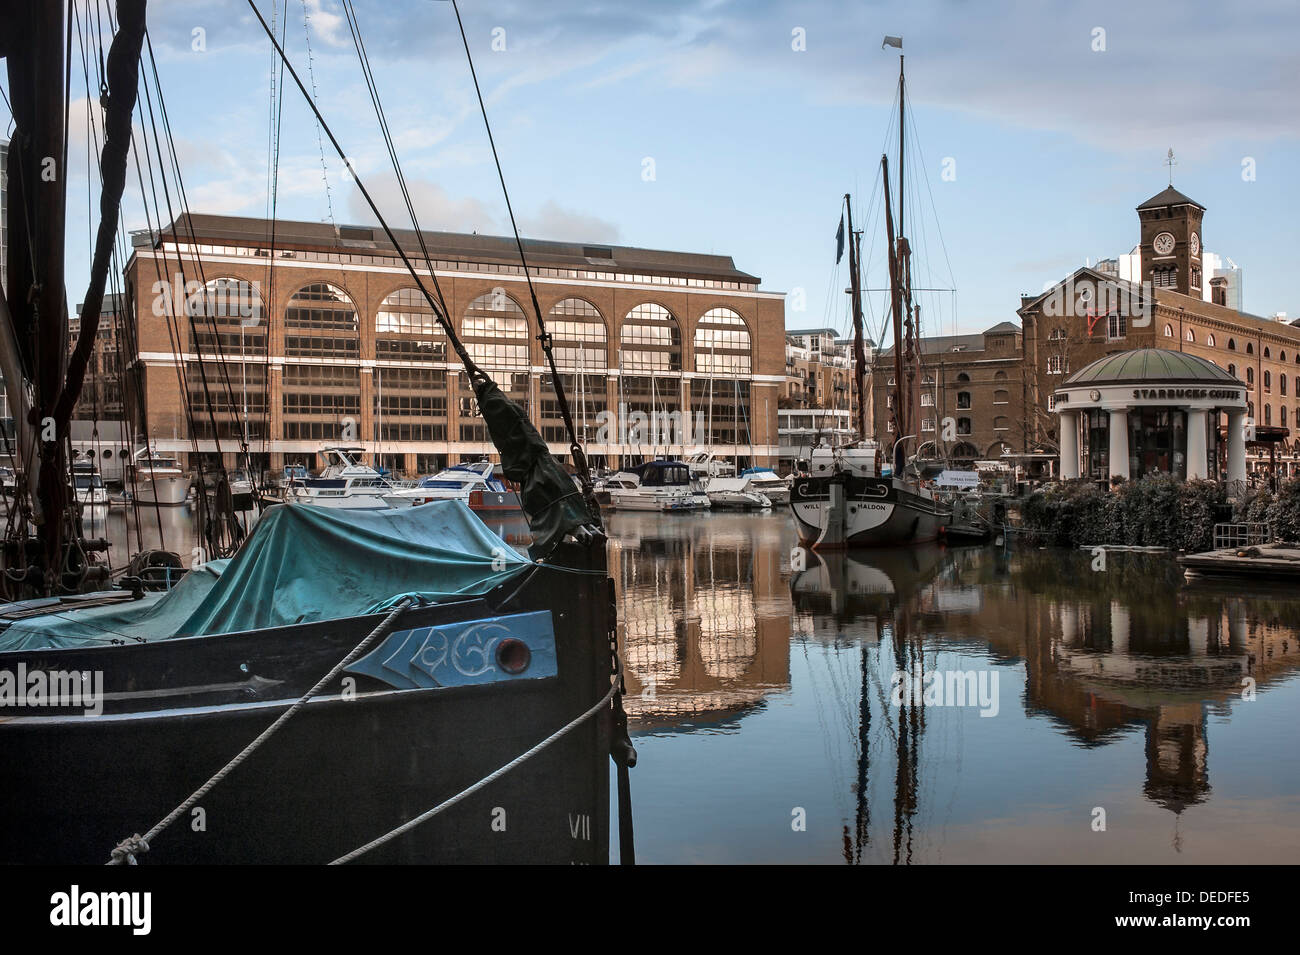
top-left (1209, 276), bottom-right (1228, 307)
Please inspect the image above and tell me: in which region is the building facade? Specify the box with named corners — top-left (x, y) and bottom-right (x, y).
top-left (871, 321), bottom-right (1028, 463)
top-left (1021, 185), bottom-right (1299, 477)
top-left (122, 214), bottom-right (786, 474)
top-left (70, 292), bottom-right (127, 422)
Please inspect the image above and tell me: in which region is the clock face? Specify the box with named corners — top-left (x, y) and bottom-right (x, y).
top-left (1190, 232), bottom-right (1200, 257)
top-left (1153, 232), bottom-right (1176, 256)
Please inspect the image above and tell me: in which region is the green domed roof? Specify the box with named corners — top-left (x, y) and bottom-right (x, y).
top-left (1065, 348), bottom-right (1239, 386)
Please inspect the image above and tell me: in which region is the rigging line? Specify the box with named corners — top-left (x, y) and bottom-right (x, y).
top-left (261, 0), bottom-right (290, 471)
top-left (128, 106), bottom-right (195, 547)
top-left (74, 0), bottom-right (140, 550)
top-left (143, 33), bottom-right (253, 480)
top-left (244, 0), bottom-right (485, 383)
top-left (135, 61), bottom-right (228, 488)
top-left (448, 0), bottom-right (593, 491)
top-left (300, 0), bottom-right (336, 228)
top-left (338, 0), bottom-right (452, 326)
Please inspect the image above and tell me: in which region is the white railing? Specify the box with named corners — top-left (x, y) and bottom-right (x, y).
top-left (1213, 523), bottom-right (1273, 550)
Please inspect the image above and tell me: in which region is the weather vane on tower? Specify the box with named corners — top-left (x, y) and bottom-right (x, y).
top-left (1166, 148), bottom-right (1177, 185)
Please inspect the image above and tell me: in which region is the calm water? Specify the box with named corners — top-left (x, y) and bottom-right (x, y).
top-left (89, 501), bottom-right (1300, 863)
top-left (606, 511), bottom-right (1300, 864)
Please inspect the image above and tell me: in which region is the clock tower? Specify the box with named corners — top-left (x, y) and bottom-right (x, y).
top-left (1137, 185), bottom-right (1205, 297)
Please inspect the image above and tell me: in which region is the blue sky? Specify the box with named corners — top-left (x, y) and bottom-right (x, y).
top-left (24, 0), bottom-right (1300, 340)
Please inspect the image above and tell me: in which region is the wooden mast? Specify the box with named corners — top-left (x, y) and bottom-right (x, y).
top-left (844, 194), bottom-right (868, 446)
top-left (3, 1), bottom-right (69, 577)
top-left (882, 155), bottom-right (906, 470)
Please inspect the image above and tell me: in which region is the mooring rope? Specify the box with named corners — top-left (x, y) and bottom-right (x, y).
top-left (329, 675), bottom-right (620, 865)
top-left (106, 596), bottom-right (416, 865)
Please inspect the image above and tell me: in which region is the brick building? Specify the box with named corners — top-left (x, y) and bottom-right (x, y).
top-left (70, 292), bottom-right (127, 422)
top-left (871, 321), bottom-right (1027, 463)
top-left (122, 214), bottom-right (786, 475)
top-left (1020, 185), bottom-right (1299, 476)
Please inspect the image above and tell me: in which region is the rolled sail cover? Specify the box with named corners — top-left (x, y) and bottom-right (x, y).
top-left (473, 376), bottom-right (599, 556)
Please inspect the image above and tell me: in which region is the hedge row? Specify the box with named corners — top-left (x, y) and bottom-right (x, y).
top-left (1020, 475), bottom-right (1229, 552)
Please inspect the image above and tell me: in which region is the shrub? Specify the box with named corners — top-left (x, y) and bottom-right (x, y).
top-left (1019, 475), bottom-right (1227, 551)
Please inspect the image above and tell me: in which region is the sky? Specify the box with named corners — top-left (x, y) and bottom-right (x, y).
top-left (11, 0), bottom-right (1299, 342)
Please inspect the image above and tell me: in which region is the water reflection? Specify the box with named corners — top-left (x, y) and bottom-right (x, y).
top-left (609, 512), bottom-right (1300, 863)
top-left (611, 513), bottom-right (791, 730)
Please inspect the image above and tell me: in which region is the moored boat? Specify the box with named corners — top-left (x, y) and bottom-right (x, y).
top-left (128, 449), bottom-right (190, 507)
top-left (392, 460), bottom-right (524, 516)
top-left (284, 446), bottom-right (413, 510)
top-left (606, 460), bottom-right (703, 512)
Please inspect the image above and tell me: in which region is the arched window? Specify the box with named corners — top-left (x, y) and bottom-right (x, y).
top-left (1163, 324), bottom-right (1174, 338)
top-left (542, 299), bottom-right (608, 438)
top-left (1248, 401), bottom-right (1254, 418)
top-left (1265, 404), bottom-right (1272, 425)
top-left (458, 291), bottom-right (531, 440)
top-left (1228, 338), bottom-right (1237, 351)
top-left (1265, 370), bottom-right (1272, 392)
top-left (956, 372), bottom-right (971, 383)
top-left (1283, 406), bottom-right (1289, 428)
top-left (1228, 363), bottom-right (1237, 378)
top-left (462, 290), bottom-right (529, 368)
top-left (184, 278), bottom-right (269, 439)
top-left (951, 442), bottom-right (978, 460)
top-left (375, 287), bottom-right (446, 361)
top-left (1185, 328), bottom-right (1195, 343)
top-left (994, 416), bottom-right (1010, 431)
top-left (1282, 374), bottom-right (1289, 397)
top-left (189, 277), bottom-right (265, 353)
top-left (994, 370), bottom-right (1008, 381)
top-left (1247, 342), bottom-right (1254, 355)
top-left (1281, 350), bottom-right (1288, 362)
top-left (1247, 367), bottom-right (1255, 385)
top-left (285, 282), bottom-right (358, 358)
top-left (693, 307), bottom-right (752, 374)
top-left (281, 283), bottom-right (361, 442)
top-left (1207, 334), bottom-right (1216, 347)
top-left (621, 303), bottom-right (681, 373)
top-left (370, 288), bottom-right (449, 443)
top-left (994, 389), bottom-right (1010, 404)
top-left (1264, 346), bottom-right (1272, 359)
top-left (547, 298), bottom-right (607, 371)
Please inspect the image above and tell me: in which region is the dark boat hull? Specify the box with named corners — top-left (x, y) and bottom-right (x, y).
top-left (790, 474), bottom-right (949, 549)
top-left (0, 543), bottom-right (612, 864)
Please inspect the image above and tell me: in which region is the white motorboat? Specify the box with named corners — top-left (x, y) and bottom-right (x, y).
top-left (283, 446), bottom-right (414, 510)
top-left (128, 449), bottom-right (191, 506)
top-left (71, 457), bottom-right (108, 507)
top-left (390, 460), bottom-right (523, 515)
top-left (737, 466), bottom-right (790, 505)
top-left (606, 460), bottom-right (701, 512)
top-left (704, 476), bottom-right (771, 510)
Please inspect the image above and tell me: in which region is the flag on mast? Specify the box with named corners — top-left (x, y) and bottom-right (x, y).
top-left (835, 214), bottom-right (845, 264)
top-left (882, 35), bottom-right (903, 49)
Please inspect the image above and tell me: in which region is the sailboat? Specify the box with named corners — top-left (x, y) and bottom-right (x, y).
top-left (791, 49), bottom-right (951, 549)
top-left (0, 0), bottom-right (632, 865)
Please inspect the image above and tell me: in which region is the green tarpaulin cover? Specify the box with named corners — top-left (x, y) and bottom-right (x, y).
top-left (0, 501), bottom-right (531, 651)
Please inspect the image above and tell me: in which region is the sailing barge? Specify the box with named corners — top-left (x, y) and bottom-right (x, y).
top-left (790, 47), bottom-right (951, 549)
top-left (0, 503), bottom-right (615, 864)
top-left (0, 0), bottom-right (631, 864)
